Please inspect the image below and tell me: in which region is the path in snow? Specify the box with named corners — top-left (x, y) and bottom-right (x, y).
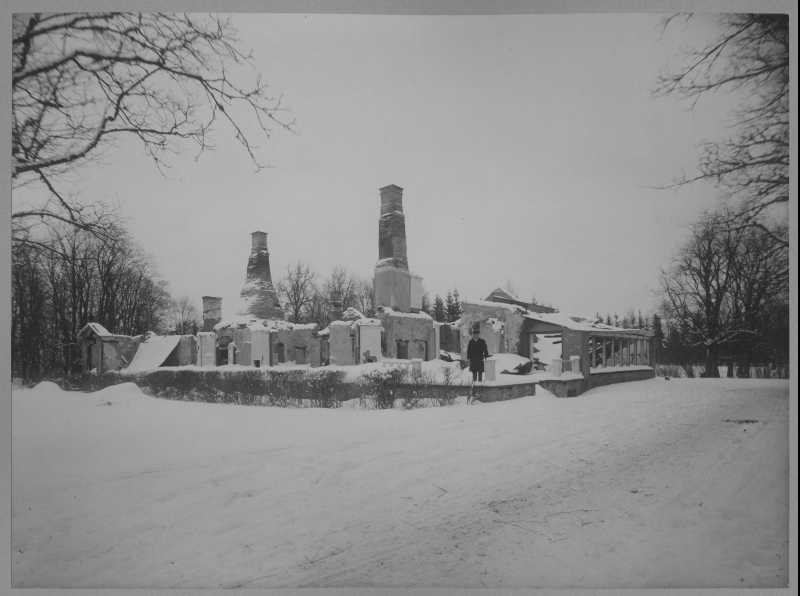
top-left (11, 378), bottom-right (790, 588)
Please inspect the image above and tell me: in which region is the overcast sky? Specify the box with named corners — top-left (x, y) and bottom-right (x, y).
top-left (17, 11), bottom-right (750, 319)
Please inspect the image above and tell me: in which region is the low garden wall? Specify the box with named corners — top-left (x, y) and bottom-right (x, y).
top-left (473, 382), bottom-right (537, 403)
top-left (538, 378), bottom-right (585, 398)
top-left (587, 368), bottom-right (655, 391)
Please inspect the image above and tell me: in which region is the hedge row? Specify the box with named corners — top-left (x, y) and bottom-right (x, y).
top-left (59, 365), bottom-right (469, 409)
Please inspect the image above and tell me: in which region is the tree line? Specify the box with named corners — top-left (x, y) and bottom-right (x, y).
top-left (657, 209), bottom-right (788, 378)
top-left (11, 223), bottom-right (179, 381)
top-left (653, 13), bottom-right (789, 378)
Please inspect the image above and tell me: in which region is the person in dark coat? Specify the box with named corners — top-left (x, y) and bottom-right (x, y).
top-left (467, 329), bottom-right (490, 382)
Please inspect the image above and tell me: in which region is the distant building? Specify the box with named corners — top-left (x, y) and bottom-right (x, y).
top-left (484, 287), bottom-right (556, 314)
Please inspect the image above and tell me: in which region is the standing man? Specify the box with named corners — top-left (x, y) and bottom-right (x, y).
top-left (467, 327), bottom-right (490, 382)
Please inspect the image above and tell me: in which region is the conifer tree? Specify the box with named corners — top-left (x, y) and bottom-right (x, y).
top-left (445, 291), bottom-right (455, 323)
top-left (433, 295), bottom-right (446, 323)
top-left (451, 288), bottom-right (462, 321)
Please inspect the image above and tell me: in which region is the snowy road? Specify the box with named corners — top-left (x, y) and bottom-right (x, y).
top-left (11, 378), bottom-right (790, 588)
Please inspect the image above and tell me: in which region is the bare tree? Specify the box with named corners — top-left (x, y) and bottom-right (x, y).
top-left (323, 266), bottom-right (359, 310)
top-left (169, 295), bottom-right (202, 335)
top-left (276, 261), bottom-right (319, 324)
top-left (726, 219), bottom-right (788, 376)
top-left (659, 211), bottom-right (745, 377)
top-left (352, 275), bottom-right (376, 318)
top-left (11, 222), bottom-right (171, 380)
top-left (12, 13), bottom-right (293, 242)
top-left (655, 13), bottom-right (789, 248)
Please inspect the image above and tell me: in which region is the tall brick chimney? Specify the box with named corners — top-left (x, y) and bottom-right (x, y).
top-left (329, 290), bottom-right (343, 321)
top-left (251, 231), bottom-right (268, 253)
top-left (374, 184), bottom-right (411, 312)
top-left (202, 296), bottom-right (222, 332)
top-left (378, 185), bottom-right (408, 268)
top-left (237, 231), bottom-right (284, 320)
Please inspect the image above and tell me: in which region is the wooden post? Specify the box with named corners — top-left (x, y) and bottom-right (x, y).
top-left (601, 336), bottom-right (607, 367)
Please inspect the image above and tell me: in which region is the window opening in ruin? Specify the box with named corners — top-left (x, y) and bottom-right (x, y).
top-left (414, 340), bottom-right (427, 360)
top-left (396, 340), bottom-right (409, 360)
top-left (534, 332), bottom-right (562, 370)
top-left (296, 347), bottom-right (307, 365)
top-left (273, 343), bottom-right (285, 364)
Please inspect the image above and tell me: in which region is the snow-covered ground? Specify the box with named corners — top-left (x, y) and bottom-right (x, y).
top-left (11, 378), bottom-right (790, 588)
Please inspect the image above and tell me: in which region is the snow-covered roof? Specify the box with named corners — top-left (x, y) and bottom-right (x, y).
top-left (524, 312), bottom-right (653, 336)
top-left (354, 318), bottom-right (383, 327)
top-left (485, 287), bottom-right (522, 303)
top-left (77, 322), bottom-right (112, 338)
top-left (461, 299), bottom-right (526, 314)
top-left (376, 306), bottom-right (433, 320)
top-left (126, 335), bottom-right (182, 372)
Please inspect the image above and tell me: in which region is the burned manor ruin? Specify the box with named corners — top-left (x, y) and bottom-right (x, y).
top-left (78, 184), bottom-right (655, 396)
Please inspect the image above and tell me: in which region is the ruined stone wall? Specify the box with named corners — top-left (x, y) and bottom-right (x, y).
top-left (458, 303), bottom-right (525, 358)
top-left (249, 329), bottom-right (271, 367)
top-left (329, 323), bottom-right (354, 366)
top-left (291, 328), bottom-right (320, 367)
top-left (197, 332), bottom-right (217, 366)
top-left (377, 311), bottom-right (435, 361)
top-left (562, 329), bottom-right (590, 378)
top-left (176, 336), bottom-right (197, 366)
top-left (101, 336), bottom-right (142, 372)
top-left (272, 329), bottom-right (293, 363)
top-left (356, 324), bottom-right (382, 363)
top-left (320, 338), bottom-right (330, 366)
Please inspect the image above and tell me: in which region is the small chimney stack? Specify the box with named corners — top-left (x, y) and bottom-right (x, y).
top-left (251, 231), bottom-right (268, 253)
top-left (202, 296), bottom-right (222, 332)
top-left (330, 290), bottom-right (343, 321)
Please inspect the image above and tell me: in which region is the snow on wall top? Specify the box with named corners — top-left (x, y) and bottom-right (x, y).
top-left (326, 318), bottom-right (384, 329)
top-left (374, 257), bottom-right (404, 269)
top-left (354, 318), bottom-right (383, 327)
top-left (341, 307), bottom-right (365, 321)
top-left (214, 315), bottom-right (317, 333)
top-left (376, 306), bottom-right (432, 320)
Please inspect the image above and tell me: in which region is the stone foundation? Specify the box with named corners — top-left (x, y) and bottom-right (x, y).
top-left (539, 378), bottom-right (585, 398)
top-left (472, 382), bottom-right (537, 403)
top-left (587, 368), bottom-right (655, 391)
